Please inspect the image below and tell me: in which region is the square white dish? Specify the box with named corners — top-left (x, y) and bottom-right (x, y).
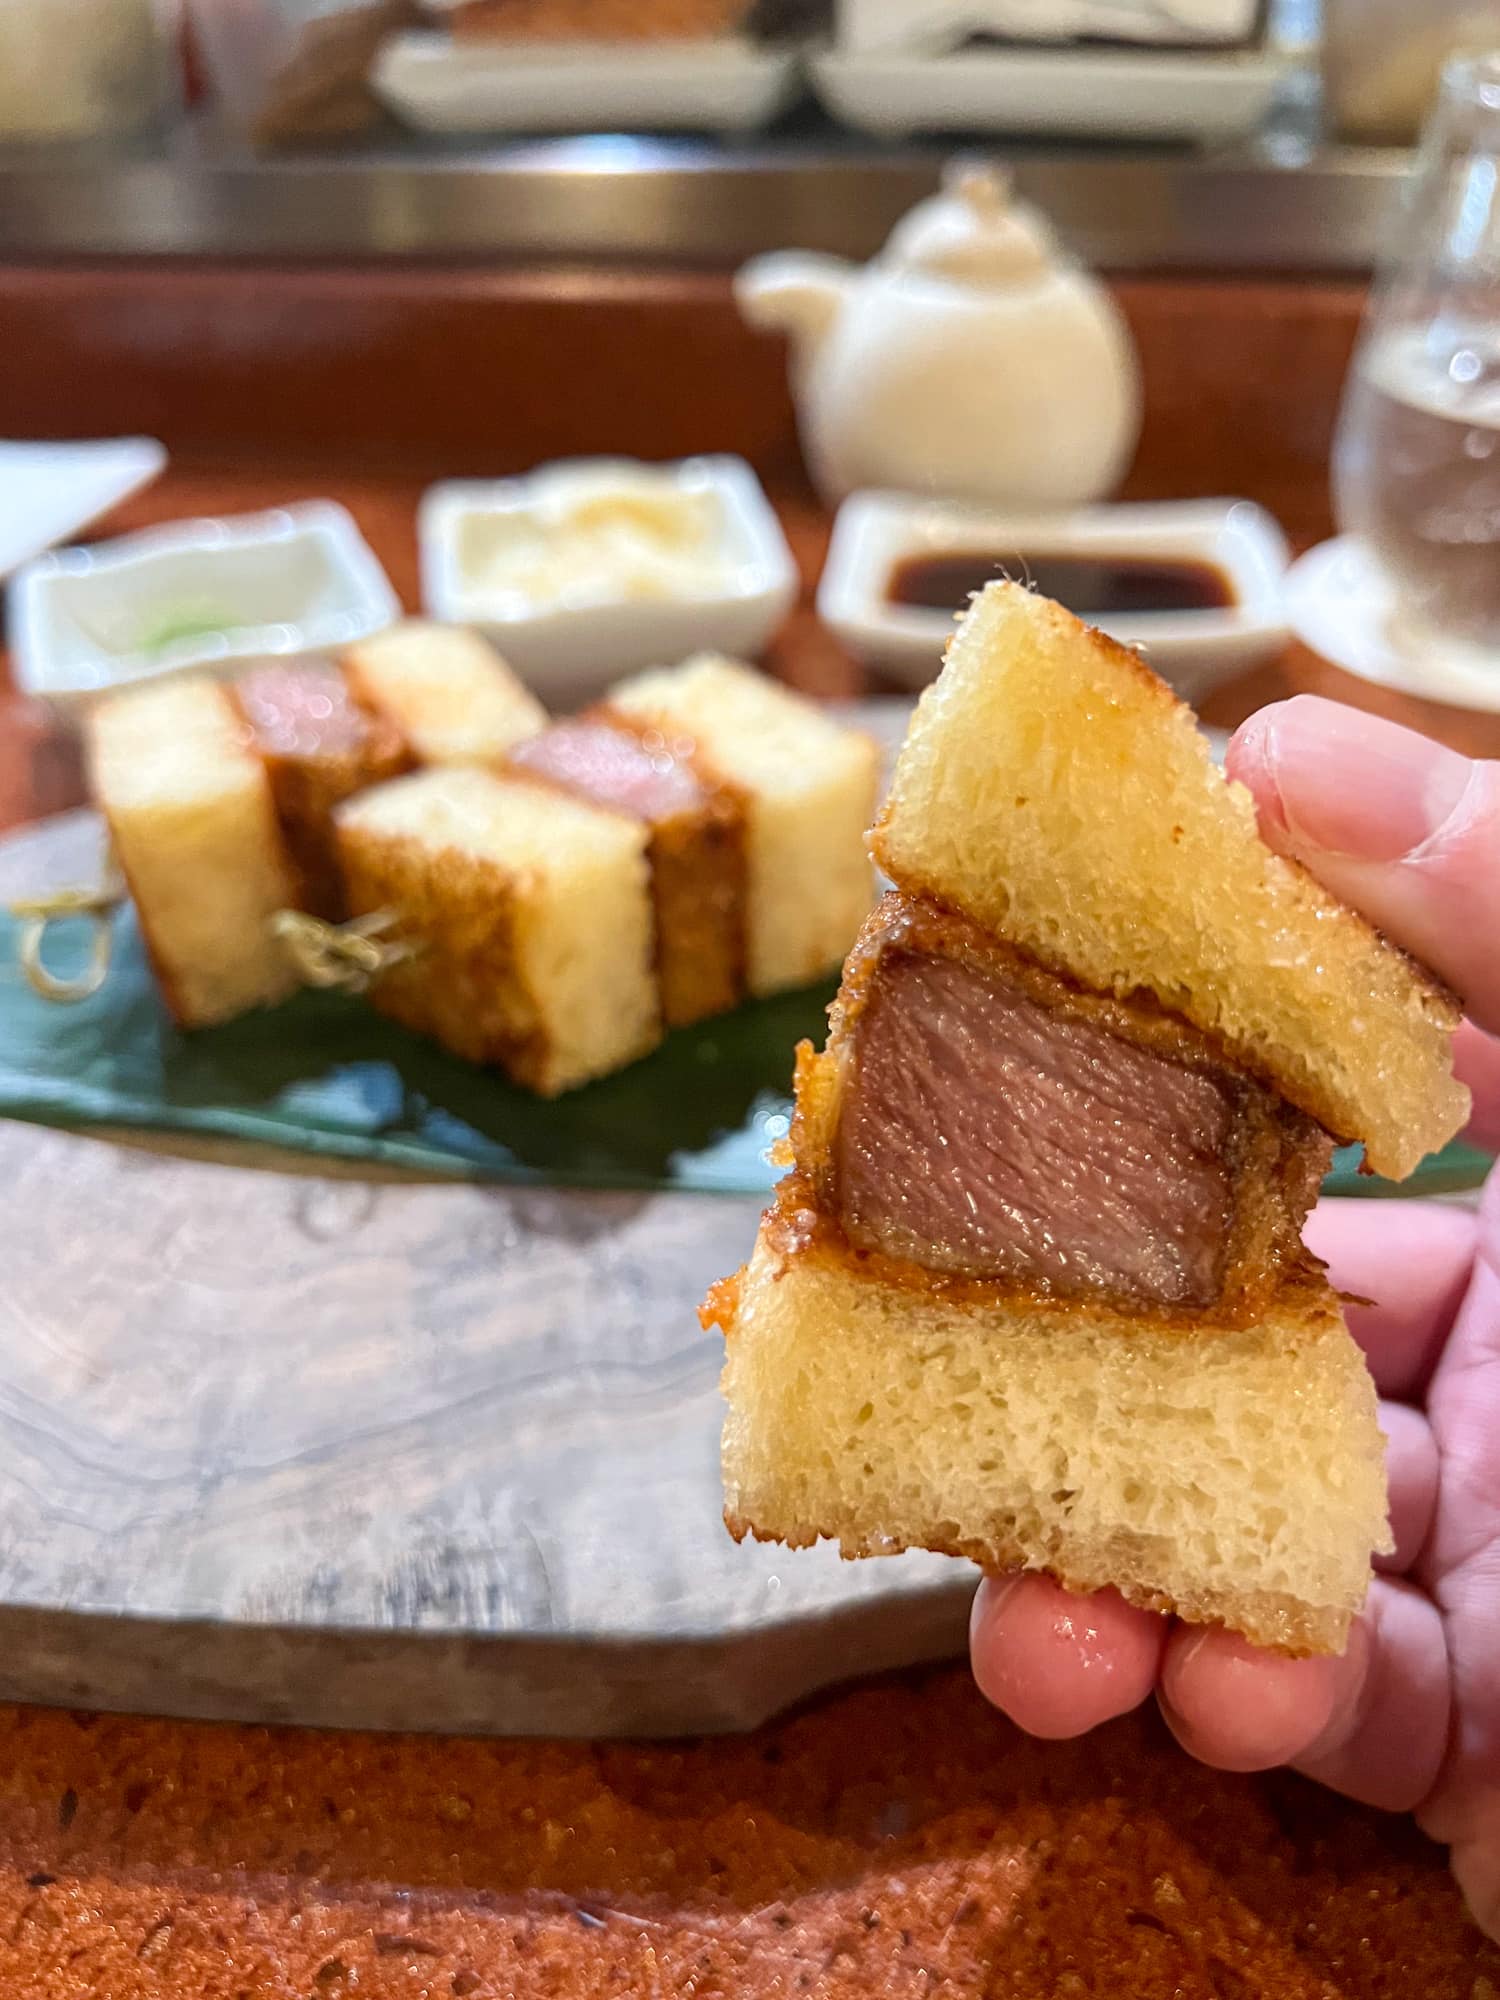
top-left (818, 493), bottom-right (1290, 701)
top-left (11, 502), bottom-right (401, 719)
top-left (420, 456), bottom-right (799, 706)
top-left (373, 31), bottom-right (801, 134)
top-left (836, 0), bottom-right (1261, 54)
top-left (811, 43), bottom-right (1290, 140)
top-left (0, 436), bottom-right (166, 583)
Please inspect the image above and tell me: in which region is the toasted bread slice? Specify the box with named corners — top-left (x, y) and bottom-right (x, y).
top-left (335, 766), bottom-right (658, 1094)
top-left (872, 583), bottom-right (1467, 1180)
top-left (233, 660), bottom-right (412, 919)
top-left (341, 622), bottom-right (547, 766)
top-left (606, 656), bottom-right (879, 998)
top-left (711, 1227), bottom-right (1389, 1656)
top-left (85, 677), bottom-right (299, 1029)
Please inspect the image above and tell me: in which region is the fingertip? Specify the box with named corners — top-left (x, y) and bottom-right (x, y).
top-left (1226, 699), bottom-right (1344, 841)
top-left (1376, 1399), bottom-right (1440, 1574)
top-left (970, 1573), bottom-right (1165, 1741)
top-left (1224, 709), bottom-right (1284, 832)
top-left (1158, 1623), bottom-right (1362, 1774)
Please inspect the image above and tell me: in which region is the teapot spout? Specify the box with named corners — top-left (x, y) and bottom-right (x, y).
top-left (735, 251), bottom-right (851, 358)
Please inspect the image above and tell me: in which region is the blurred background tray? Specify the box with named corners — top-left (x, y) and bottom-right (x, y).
top-left (373, 30), bottom-right (802, 135)
top-left (811, 44), bottom-right (1292, 141)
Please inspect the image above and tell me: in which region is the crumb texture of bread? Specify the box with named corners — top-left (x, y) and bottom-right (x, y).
top-left (341, 621), bottom-right (548, 765)
top-left (607, 655), bottom-right (878, 995)
top-left (872, 583), bottom-right (1467, 1180)
top-left (335, 766), bottom-right (657, 1093)
top-left (86, 678), bottom-right (299, 1028)
top-left (717, 1232), bottom-right (1391, 1655)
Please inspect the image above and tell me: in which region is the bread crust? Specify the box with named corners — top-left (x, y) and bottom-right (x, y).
top-left (339, 833), bottom-right (548, 1082)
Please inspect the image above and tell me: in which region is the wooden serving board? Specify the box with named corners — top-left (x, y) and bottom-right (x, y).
top-left (0, 812), bottom-right (973, 1739)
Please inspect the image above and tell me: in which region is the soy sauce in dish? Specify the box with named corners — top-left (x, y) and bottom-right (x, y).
top-left (886, 552), bottom-right (1237, 618)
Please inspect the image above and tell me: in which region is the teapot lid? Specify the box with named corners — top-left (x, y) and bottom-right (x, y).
top-left (882, 161), bottom-right (1058, 287)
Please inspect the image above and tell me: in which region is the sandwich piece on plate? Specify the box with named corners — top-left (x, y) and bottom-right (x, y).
top-left (339, 656), bottom-right (877, 1085)
top-left (506, 710), bottom-right (746, 1028)
top-left (238, 625), bottom-right (542, 919)
top-left (233, 659), bottom-right (413, 919)
top-left (505, 656), bottom-right (878, 1028)
top-left (604, 655), bottom-right (880, 1005)
top-left (340, 620), bottom-right (547, 767)
top-left (85, 677), bottom-right (300, 1029)
top-left (707, 582), bottom-right (1469, 1656)
top-left (335, 765), bottom-right (660, 1095)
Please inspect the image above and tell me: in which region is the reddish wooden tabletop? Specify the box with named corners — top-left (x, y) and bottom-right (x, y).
top-left (2, 1665), bottom-right (1497, 1998)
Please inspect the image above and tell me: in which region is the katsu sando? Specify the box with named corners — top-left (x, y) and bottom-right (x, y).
top-left (340, 621), bottom-right (548, 766)
top-left (506, 656), bottom-right (880, 1027)
top-left (604, 656), bottom-right (879, 1001)
top-left (335, 765), bottom-right (659, 1095)
top-left (83, 624), bottom-right (546, 1023)
top-left (336, 658), bottom-right (878, 1088)
top-left (85, 677), bottom-right (300, 1028)
top-left (707, 583), bottom-right (1468, 1656)
top-left (233, 660), bottom-right (413, 919)
top-left (236, 625), bottom-right (542, 916)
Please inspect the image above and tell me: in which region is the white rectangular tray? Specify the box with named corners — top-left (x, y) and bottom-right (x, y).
top-left (12, 502), bottom-right (401, 719)
top-left (421, 455), bottom-right (798, 708)
top-left (374, 30), bottom-right (801, 134)
top-left (812, 42), bottom-right (1289, 140)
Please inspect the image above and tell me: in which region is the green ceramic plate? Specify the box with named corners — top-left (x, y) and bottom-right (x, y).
top-left (0, 905), bottom-right (1488, 1199)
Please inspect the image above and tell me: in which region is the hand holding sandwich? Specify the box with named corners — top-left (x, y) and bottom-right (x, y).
top-left (970, 698), bottom-right (1500, 1938)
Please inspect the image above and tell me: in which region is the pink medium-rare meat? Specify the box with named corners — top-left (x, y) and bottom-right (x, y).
top-left (835, 949), bottom-right (1238, 1308)
top-left (235, 661), bottom-right (380, 760)
top-left (508, 719), bottom-right (710, 824)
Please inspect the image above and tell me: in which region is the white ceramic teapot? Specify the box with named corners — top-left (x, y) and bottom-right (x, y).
top-left (736, 163), bottom-right (1142, 508)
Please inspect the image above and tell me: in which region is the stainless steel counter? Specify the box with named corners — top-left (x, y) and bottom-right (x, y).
top-left (0, 116), bottom-right (1406, 270)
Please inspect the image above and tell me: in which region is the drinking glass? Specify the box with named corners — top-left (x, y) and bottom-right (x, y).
top-left (1332, 51), bottom-right (1500, 659)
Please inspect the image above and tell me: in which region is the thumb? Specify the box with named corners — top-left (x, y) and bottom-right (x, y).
top-left (1227, 698), bottom-right (1500, 1036)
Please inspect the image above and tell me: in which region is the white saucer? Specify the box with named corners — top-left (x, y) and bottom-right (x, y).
top-left (1283, 536), bottom-right (1500, 717)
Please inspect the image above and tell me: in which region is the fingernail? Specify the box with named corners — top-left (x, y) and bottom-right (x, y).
top-left (1172, 1625), bottom-right (1212, 1680)
top-left (969, 1571), bottom-right (1025, 1641)
top-left (1256, 700), bottom-right (1474, 862)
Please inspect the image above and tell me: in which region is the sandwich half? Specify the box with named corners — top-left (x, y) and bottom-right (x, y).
top-left (233, 659), bottom-right (413, 919)
top-left (340, 621), bottom-right (548, 766)
top-left (338, 658), bottom-right (878, 1089)
top-left (707, 583), bottom-right (1469, 1655)
top-left (336, 764), bottom-right (659, 1095)
top-left (86, 677), bottom-right (301, 1028)
top-left (505, 656), bottom-right (880, 1028)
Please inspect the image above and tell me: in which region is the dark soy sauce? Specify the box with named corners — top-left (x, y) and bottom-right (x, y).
top-left (887, 551), bottom-right (1238, 619)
